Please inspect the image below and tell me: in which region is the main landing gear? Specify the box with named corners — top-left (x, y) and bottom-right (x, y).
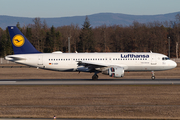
top-left (92, 73), bottom-right (99, 80)
top-left (151, 71), bottom-right (155, 80)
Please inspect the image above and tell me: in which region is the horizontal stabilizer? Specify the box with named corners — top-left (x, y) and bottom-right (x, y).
top-left (5, 56), bottom-right (26, 61)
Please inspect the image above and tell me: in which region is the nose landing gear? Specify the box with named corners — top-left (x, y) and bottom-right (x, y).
top-left (151, 71), bottom-right (155, 80)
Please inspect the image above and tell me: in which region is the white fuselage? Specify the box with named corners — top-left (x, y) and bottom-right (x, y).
top-left (5, 52), bottom-right (177, 72)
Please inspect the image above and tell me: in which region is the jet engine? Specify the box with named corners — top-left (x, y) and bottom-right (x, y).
top-left (102, 67), bottom-right (124, 78)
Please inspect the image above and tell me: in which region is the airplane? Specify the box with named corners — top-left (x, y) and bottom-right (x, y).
top-left (5, 26), bottom-right (177, 80)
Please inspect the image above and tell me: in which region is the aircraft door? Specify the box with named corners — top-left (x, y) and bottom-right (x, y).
top-left (151, 55), bottom-right (157, 65)
top-left (38, 55), bottom-right (43, 65)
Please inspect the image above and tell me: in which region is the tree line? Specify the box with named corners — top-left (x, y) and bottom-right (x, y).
top-left (0, 15), bottom-right (180, 58)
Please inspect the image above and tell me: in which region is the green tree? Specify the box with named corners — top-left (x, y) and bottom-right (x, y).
top-left (44, 26), bottom-right (56, 52)
top-left (5, 27), bottom-right (13, 55)
top-left (78, 16), bottom-right (94, 52)
top-left (16, 22), bottom-right (21, 30)
top-left (0, 33), bottom-right (6, 56)
top-left (55, 31), bottom-right (62, 51)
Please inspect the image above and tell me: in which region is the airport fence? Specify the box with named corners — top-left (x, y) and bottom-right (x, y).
top-left (0, 58), bottom-right (16, 64)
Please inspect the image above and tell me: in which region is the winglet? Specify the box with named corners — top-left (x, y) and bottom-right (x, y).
top-left (8, 26), bottom-right (41, 54)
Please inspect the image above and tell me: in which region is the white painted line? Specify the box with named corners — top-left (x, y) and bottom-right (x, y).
top-left (0, 81), bottom-right (16, 84)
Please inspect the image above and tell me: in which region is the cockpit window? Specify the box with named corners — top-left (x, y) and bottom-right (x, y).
top-left (162, 57), bottom-right (170, 60)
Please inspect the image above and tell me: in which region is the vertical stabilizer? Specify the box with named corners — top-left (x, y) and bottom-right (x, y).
top-left (8, 26), bottom-right (41, 54)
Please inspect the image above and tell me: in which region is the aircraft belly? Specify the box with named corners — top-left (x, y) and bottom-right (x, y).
top-left (127, 65), bottom-right (163, 71)
top-left (127, 66), bottom-right (150, 71)
top-left (14, 58), bottom-right (38, 67)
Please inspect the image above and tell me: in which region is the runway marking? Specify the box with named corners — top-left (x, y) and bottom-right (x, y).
top-left (0, 81), bottom-right (16, 84)
top-left (0, 80), bottom-right (180, 85)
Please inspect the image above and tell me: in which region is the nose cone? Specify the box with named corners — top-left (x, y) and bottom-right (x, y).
top-left (171, 61), bottom-right (177, 68)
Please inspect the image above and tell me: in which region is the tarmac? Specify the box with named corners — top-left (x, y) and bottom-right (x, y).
top-left (0, 78), bottom-right (180, 85)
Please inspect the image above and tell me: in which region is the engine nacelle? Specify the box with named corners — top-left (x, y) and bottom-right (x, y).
top-left (102, 67), bottom-right (124, 78)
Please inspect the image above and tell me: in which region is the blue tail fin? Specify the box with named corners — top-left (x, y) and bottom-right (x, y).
top-left (8, 26), bottom-right (41, 54)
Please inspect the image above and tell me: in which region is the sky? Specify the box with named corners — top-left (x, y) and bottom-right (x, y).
top-left (1, 0), bottom-right (180, 18)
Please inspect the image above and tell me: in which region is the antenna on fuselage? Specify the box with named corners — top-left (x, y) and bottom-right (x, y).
top-left (150, 50), bottom-right (152, 53)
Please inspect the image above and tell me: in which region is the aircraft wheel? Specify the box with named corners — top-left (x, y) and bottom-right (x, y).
top-left (92, 74), bottom-right (98, 80)
top-left (96, 74), bottom-right (98, 78)
top-left (151, 76), bottom-right (155, 80)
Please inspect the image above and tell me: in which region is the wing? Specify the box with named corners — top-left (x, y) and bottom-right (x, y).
top-left (77, 61), bottom-right (107, 68)
top-left (77, 61), bottom-right (128, 72)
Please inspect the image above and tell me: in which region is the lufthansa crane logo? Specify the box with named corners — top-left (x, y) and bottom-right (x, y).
top-left (12, 35), bottom-right (25, 47)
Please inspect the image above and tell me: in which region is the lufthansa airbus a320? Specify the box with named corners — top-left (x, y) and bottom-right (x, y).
top-left (5, 26), bottom-right (177, 80)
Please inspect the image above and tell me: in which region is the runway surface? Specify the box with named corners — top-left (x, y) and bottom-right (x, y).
top-left (0, 118), bottom-right (132, 120)
top-left (0, 79), bottom-right (180, 85)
